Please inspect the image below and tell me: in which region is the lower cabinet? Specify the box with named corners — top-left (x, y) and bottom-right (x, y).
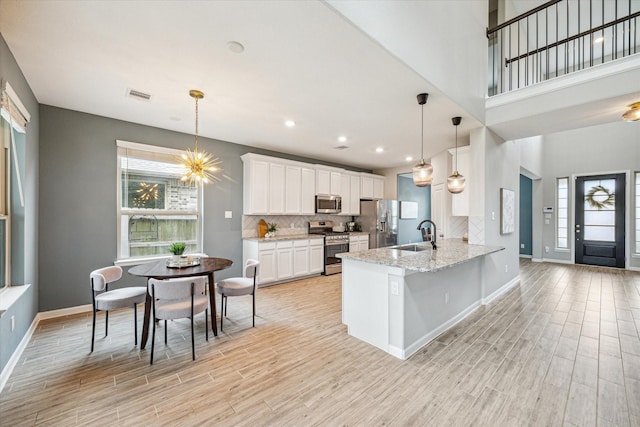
top-left (244, 237), bottom-right (324, 285)
top-left (349, 234), bottom-right (369, 252)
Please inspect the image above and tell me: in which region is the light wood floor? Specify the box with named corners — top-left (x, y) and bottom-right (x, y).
top-left (1, 260), bottom-right (640, 426)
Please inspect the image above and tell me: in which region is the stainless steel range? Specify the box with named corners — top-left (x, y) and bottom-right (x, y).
top-left (308, 220), bottom-right (349, 275)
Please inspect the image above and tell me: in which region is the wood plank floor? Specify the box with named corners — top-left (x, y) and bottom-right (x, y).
top-left (1, 260), bottom-right (640, 426)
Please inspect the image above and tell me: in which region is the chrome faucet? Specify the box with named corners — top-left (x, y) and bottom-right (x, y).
top-left (417, 219), bottom-right (437, 250)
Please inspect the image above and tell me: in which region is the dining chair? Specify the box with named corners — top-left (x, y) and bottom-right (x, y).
top-left (216, 259), bottom-right (260, 332)
top-left (89, 265), bottom-right (147, 352)
top-left (149, 277), bottom-right (208, 364)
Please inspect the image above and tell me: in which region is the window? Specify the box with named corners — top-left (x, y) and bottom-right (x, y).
top-left (636, 172), bottom-right (640, 254)
top-left (117, 140), bottom-right (202, 262)
top-left (556, 177), bottom-right (569, 249)
top-left (1, 83), bottom-right (28, 289)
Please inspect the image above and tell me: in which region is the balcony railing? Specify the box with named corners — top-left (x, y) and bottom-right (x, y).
top-left (488, 0), bottom-right (640, 96)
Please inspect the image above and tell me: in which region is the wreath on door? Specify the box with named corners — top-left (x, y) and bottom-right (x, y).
top-left (585, 185), bottom-right (615, 209)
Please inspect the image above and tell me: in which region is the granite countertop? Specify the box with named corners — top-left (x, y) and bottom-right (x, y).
top-left (337, 239), bottom-right (504, 273)
top-left (244, 234), bottom-right (324, 242)
top-left (348, 232), bottom-right (369, 236)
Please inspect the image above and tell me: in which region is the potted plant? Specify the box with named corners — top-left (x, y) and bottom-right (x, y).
top-left (168, 242), bottom-right (186, 262)
top-left (265, 222), bottom-right (278, 238)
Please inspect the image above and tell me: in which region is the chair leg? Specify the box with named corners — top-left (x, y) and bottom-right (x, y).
top-left (220, 295), bottom-right (224, 332)
top-left (105, 310), bottom-right (109, 337)
top-left (150, 317), bottom-right (156, 365)
top-left (252, 292), bottom-right (256, 328)
top-left (133, 303), bottom-right (138, 345)
top-left (91, 309), bottom-right (96, 352)
top-left (191, 312), bottom-right (195, 361)
top-left (205, 308), bottom-right (209, 341)
top-left (224, 296), bottom-right (228, 316)
top-left (164, 320), bottom-right (168, 344)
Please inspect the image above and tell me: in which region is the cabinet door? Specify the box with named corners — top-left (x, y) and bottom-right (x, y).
top-left (246, 159), bottom-right (269, 214)
top-left (349, 174), bottom-right (361, 214)
top-left (361, 175), bottom-right (373, 199)
top-left (269, 163), bottom-right (285, 214)
top-left (301, 167), bottom-right (316, 214)
top-left (358, 236), bottom-right (369, 251)
top-left (258, 250), bottom-right (277, 284)
top-left (317, 169), bottom-right (331, 195)
top-left (341, 174), bottom-right (352, 215)
top-left (285, 165), bottom-right (301, 214)
top-left (309, 243), bottom-right (324, 273)
top-left (293, 245), bottom-right (309, 276)
top-left (330, 172), bottom-right (341, 196)
top-left (276, 248), bottom-right (293, 280)
top-left (373, 177), bottom-right (384, 200)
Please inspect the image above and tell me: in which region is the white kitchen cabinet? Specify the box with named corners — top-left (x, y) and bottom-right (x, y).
top-left (301, 167), bottom-right (316, 214)
top-left (340, 173), bottom-right (361, 216)
top-left (349, 234), bottom-right (369, 252)
top-left (242, 156), bottom-right (270, 214)
top-left (316, 167), bottom-right (341, 196)
top-left (360, 173), bottom-right (384, 200)
top-left (285, 165), bottom-right (301, 214)
top-left (309, 239), bottom-right (324, 274)
top-left (448, 146), bottom-right (470, 216)
top-left (269, 162), bottom-right (285, 214)
top-left (276, 241), bottom-right (293, 280)
top-left (293, 240), bottom-right (310, 276)
top-left (244, 238), bottom-right (324, 285)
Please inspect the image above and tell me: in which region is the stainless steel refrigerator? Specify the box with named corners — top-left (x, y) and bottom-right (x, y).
top-left (359, 200), bottom-right (398, 249)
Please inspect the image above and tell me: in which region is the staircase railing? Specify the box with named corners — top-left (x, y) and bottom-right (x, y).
top-left (488, 0), bottom-right (639, 96)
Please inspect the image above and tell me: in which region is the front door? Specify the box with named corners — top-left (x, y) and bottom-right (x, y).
top-left (575, 174), bottom-right (625, 268)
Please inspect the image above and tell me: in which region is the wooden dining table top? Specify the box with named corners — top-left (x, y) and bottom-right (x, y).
top-left (128, 257), bottom-right (233, 279)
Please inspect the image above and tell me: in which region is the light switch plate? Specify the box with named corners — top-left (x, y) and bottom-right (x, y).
top-left (224, 211), bottom-right (232, 219)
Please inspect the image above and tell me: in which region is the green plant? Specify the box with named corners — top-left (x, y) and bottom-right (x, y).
top-left (267, 222), bottom-right (278, 233)
top-left (168, 242), bottom-right (186, 255)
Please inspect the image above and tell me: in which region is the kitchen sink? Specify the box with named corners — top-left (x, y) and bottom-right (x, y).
top-left (394, 244), bottom-right (431, 252)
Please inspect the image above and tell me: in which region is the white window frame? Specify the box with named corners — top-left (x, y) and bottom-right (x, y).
top-left (556, 177), bottom-right (569, 250)
top-left (115, 140), bottom-right (203, 266)
top-left (635, 171), bottom-right (640, 255)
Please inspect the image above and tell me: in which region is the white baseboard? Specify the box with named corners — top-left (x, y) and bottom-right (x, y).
top-left (399, 301), bottom-right (482, 360)
top-left (542, 258), bottom-right (574, 265)
top-left (37, 304), bottom-right (92, 320)
top-left (482, 275), bottom-right (520, 305)
top-left (532, 258), bottom-right (543, 263)
top-left (0, 314), bottom-right (39, 393)
top-left (519, 254), bottom-right (532, 259)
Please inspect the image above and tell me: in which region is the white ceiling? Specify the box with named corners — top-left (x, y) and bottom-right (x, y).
top-left (0, 0), bottom-right (481, 170)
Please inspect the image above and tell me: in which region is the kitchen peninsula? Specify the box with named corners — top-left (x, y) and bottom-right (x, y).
top-left (338, 239), bottom-right (504, 360)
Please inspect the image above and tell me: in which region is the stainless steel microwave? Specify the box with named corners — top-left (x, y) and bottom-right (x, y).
top-left (315, 195), bottom-right (342, 214)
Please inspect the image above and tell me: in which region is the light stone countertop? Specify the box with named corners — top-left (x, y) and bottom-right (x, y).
top-left (243, 234), bottom-right (325, 242)
top-left (347, 232), bottom-right (369, 236)
top-left (337, 239), bottom-right (504, 273)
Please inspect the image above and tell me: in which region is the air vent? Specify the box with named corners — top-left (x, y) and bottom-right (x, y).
top-left (334, 145), bottom-right (349, 150)
top-left (127, 89), bottom-right (152, 101)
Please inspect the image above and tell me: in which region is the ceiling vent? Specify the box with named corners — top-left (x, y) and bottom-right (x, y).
top-left (127, 89), bottom-right (152, 101)
top-left (334, 145), bottom-right (349, 150)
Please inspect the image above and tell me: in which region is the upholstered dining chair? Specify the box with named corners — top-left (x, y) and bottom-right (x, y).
top-left (216, 259), bottom-right (260, 332)
top-left (149, 277), bottom-right (208, 364)
top-left (89, 265), bottom-right (147, 352)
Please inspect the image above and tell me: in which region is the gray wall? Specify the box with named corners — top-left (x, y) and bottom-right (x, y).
top-left (39, 105), bottom-right (369, 311)
top-left (0, 34), bottom-right (39, 374)
top-left (539, 121), bottom-right (640, 268)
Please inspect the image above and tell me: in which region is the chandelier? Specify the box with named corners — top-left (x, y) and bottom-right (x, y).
top-left (180, 90), bottom-right (221, 184)
top-left (622, 102), bottom-right (640, 121)
top-left (447, 116), bottom-right (465, 194)
top-left (412, 93), bottom-right (433, 187)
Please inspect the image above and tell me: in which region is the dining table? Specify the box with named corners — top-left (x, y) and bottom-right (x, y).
top-left (128, 257), bottom-right (233, 349)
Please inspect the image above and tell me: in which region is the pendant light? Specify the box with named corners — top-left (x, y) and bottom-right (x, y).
top-left (447, 116), bottom-right (465, 194)
top-left (180, 90), bottom-right (222, 184)
top-left (412, 93), bottom-right (433, 187)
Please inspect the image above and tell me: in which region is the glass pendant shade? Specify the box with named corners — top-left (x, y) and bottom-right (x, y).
top-left (413, 160), bottom-right (433, 187)
top-left (447, 171), bottom-right (465, 193)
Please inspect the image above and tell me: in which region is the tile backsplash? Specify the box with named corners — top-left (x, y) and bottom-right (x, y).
top-left (242, 215), bottom-right (353, 238)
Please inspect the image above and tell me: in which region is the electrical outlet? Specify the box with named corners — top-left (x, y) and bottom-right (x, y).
top-left (491, 211), bottom-right (495, 220)
top-left (390, 281), bottom-right (399, 296)
top-left (445, 293), bottom-right (449, 304)
top-left (505, 264), bottom-right (508, 273)
top-left (10, 315), bottom-right (15, 332)
top-left (545, 246), bottom-right (549, 253)
top-left (224, 210), bottom-right (232, 219)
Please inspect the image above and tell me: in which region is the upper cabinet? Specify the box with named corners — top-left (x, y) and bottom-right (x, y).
top-left (360, 173), bottom-right (384, 200)
top-left (242, 153), bottom-right (384, 215)
top-left (447, 146), bottom-right (470, 216)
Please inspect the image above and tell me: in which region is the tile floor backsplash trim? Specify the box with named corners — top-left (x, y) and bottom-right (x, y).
top-left (242, 215), bottom-right (352, 238)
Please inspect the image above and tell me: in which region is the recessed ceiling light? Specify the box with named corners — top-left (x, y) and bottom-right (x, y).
top-left (285, 120), bottom-right (296, 128)
top-left (227, 41), bottom-right (245, 53)
top-left (338, 136), bottom-right (347, 143)
top-left (376, 147), bottom-right (384, 153)
top-left (594, 36), bottom-right (604, 44)
top-left (405, 156), bottom-right (413, 162)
